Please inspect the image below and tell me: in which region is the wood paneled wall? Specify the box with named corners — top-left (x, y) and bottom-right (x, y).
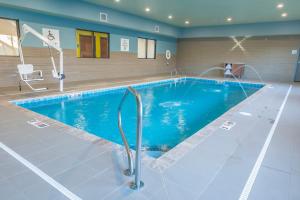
top-left (176, 36), bottom-right (300, 82)
top-left (0, 47), bottom-right (176, 88)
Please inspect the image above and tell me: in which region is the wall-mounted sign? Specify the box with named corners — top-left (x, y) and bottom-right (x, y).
top-left (120, 38), bottom-right (130, 52)
top-left (292, 49), bottom-right (298, 55)
top-left (42, 28), bottom-right (60, 48)
top-left (220, 121), bottom-right (236, 131)
top-left (100, 12), bottom-right (108, 22)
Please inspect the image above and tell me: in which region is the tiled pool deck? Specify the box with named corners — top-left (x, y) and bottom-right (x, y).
top-left (0, 75), bottom-right (299, 200)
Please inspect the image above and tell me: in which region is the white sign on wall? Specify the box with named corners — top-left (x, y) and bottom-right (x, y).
top-left (120, 38), bottom-right (130, 52)
top-left (42, 28), bottom-right (60, 48)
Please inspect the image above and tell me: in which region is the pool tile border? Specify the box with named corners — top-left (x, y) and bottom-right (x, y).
top-left (11, 77), bottom-right (263, 106)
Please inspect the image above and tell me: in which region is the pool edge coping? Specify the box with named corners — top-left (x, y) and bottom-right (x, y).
top-left (5, 76), bottom-right (268, 171)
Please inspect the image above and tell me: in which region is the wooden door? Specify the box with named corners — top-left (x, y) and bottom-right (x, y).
top-left (100, 37), bottom-right (109, 58)
top-left (80, 35), bottom-right (94, 58)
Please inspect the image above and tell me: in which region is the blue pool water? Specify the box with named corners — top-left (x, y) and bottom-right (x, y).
top-left (15, 78), bottom-right (263, 157)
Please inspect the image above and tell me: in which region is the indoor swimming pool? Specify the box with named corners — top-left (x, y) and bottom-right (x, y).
top-left (13, 78), bottom-right (263, 157)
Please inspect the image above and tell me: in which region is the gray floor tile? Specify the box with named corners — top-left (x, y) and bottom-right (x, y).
top-left (150, 177), bottom-right (198, 200)
top-left (23, 180), bottom-right (71, 200)
top-left (13, 140), bottom-right (56, 157)
top-left (84, 150), bottom-right (125, 172)
top-left (262, 125), bottom-right (294, 173)
top-left (249, 167), bottom-right (290, 200)
top-left (5, 170), bottom-right (46, 191)
top-left (290, 172), bottom-right (300, 200)
top-left (24, 136), bottom-right (91, 166)
top-left (54, 163), bottom-right (98, 189)
top-left (0, 149), bottom-right (16, 166)
top-left (0, 159), bottom-right (28, 181)
top-left (5, 192), bottom-right (30, 200)
top-left (136, 166), bottom-right (166, 199)
top-left (103, 185), bottom-right (149, 200)
top-left (39, 150), bottom-right (96, 177)
top-left (1, 133), bottom-right (41, 149)
top-left (38, 142), bottom-right (114, 177)
top-left (163, 140), bottom-right (230, 193)
top-left (0, 179), bottom-right (21, 199)
top-left (198, 156), bottom-right (253, 200)
top-left (73, 167), bottom-right (130, 199)
top-left (291, 134), bottom-right (300, 174)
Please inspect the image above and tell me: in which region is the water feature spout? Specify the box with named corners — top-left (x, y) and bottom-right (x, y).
top-left (199, 66), bottom-right (248, 98)
top-left (232, 64), bottom-right (264, 83)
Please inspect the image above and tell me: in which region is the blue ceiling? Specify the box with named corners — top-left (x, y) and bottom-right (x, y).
top-left (84, 0), bottom-right (300, 27)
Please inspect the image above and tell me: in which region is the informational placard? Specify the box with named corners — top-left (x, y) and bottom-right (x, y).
top-left (120, 38), bottom-right (129, 52)
top-left (42, 28), bottom-right (60, 48)
top-left (27, 119), bottom-right (49, 129)
top-left (220, 121), bottom-right (236, 131)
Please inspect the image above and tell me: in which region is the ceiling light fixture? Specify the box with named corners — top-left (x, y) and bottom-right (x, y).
top-left (277, 3), bottom-right (284, 9)
top-left (226, 17), bottom-right (233, 22)
top-left (281, 12), bottom-right (288, 17)
top-left (185, 20), bottom-right (190, 25)
top-left (168, 15), bottom-right (173, 19)
top-left (145, 7), bottom-right (151, 12)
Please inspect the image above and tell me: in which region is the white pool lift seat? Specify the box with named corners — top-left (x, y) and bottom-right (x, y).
top-left (17, 24), bottom-right (65, 92)
top-left (17, 64), bottom-right (47, 91)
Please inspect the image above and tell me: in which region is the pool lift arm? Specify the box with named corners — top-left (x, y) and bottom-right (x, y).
top-left (18, 24), bottom-right (65, 92)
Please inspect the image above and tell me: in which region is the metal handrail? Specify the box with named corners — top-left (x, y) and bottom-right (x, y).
top-left (117, 86), bottom-right (144, 190)
top-left (118, 90), bottom-right (134, 176)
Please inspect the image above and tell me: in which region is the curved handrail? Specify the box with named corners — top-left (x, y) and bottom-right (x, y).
top-left (117, 89), bottom-right (134, 176)
top-left (117, 86), bottom-right (144, 190)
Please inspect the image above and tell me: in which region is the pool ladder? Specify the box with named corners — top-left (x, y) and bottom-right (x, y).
top-left (117, 86), bottom-right (144, 190)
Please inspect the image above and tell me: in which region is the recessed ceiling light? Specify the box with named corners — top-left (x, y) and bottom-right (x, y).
top-left (226, 17), bottom-right (233, 22)
top-left (185, 20), bottom-right (190, 25)
top-left (145, 7), bottom-right (151, 12)
top-left (168, 15), bottom-right (173, 19)
top-left (277, 3), bottom-right (284, 9)
top-left (281, 12), bottom-right (288, 17)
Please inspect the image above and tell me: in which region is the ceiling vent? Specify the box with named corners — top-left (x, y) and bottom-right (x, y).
top-left (100, 12), bottom-right (108, 22)
top-left (154, 25), bottom-right (160, 33)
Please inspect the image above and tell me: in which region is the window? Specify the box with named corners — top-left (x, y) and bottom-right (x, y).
top-left (147, 39), bottom-right (156, 59)
top-left (137, 38), bottom-right (146, 59)
top-left (137, 38), bottom-right (156, 59)
top-left (76, 29), bottom-right (109, 58)
top-left (0, 18), bottom-right (19, 56)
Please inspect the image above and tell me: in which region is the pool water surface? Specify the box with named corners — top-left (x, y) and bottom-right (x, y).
top-left (15, 78), bottom-right (263, 157)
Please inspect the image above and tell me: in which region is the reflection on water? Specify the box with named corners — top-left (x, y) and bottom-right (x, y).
top-left (159, 101), bottom-right (182, 108)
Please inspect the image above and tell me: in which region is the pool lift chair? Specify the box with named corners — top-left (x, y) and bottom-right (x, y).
top-left (17, 24), bottom-right (65, 92)
top-left (17, 64), bottom-right (47, 91)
